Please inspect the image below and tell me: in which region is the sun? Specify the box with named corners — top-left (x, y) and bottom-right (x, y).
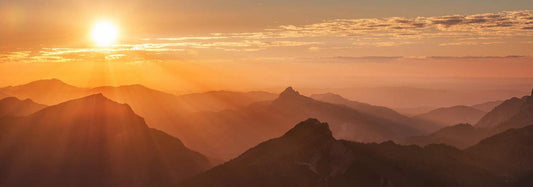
top-left (91, 21), bottom-right (118, 47)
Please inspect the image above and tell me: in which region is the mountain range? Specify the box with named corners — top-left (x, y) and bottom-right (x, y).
top-left (0, 97), bottom-right (46, 117)
top-left (0, 94), bottom-right (210, 186)
top-left (401, 89), bottom-right (533, 149)
top-left (1, 80), bottom-right (441, 160)
top-left (0, 79), bottom-right (532, 186)
top-left (171, 87), bottom-right (439, 160)
top-left (183, 118), bottom-right (533, 186)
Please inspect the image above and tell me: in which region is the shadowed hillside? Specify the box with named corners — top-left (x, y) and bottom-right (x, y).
top-left (0, 94), bottom-right (210, 186)
top-left (174, 87), bottom-right (432, 160)
top-left (181, 119), bottom-right (533, 187)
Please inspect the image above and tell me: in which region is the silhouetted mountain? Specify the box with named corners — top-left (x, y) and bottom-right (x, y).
top-left (0, 97), bottom-right (46, 117)
top-left (0, 79), bottom-right (88, 104)
top-left (472, 100), bottom-right (503, 112)
top-left (404, 89), bottom-right (533, 149)
top-left (494, 90), bottom-right (533, 130)
top-left (401, 124), bottom-right (491, 149)
top-left (305, 86), bottom-right (528, 109)
top-left (311, 92), bottom-right (442, 132)
top-left (182, 119), bottom-right (509, 187)
top-left (0, 94), bottom-right (210, 186)
top-left (173, 87), bottom-right (431, 160)
top-left (414, 105), bottom-right (486, 126)
top-left (466, 125), bottom-right (533, 183)
top-left (476, 97), bottom-right (526, 128)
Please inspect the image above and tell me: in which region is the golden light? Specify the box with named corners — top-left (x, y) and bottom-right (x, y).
top-left (91, 21), bottom-right (118, 47)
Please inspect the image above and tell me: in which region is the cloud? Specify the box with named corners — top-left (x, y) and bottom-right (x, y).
top-left (1, 10), bottom-right (531, 63)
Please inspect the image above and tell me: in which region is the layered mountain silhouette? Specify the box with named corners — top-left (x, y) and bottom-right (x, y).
top-left (0, 79), bottom-right (89, 104)
top-left (476, 97), bottom-right (526, 128)
top-left (414, 105), bottom-right (487, 126)
top-left (466, 126), bottom-right (533, 184)
top-left (402, 89), bottom-right (533, 148)
top-left (0, 97), bottom-right (46, 117)
top-left (471, 100), bottom-right (503, 112)
top-left (175, 87), bottom-right (436, 160)
top-left (0, 94), bottom-right (210, 186)
top-left (182, 119), bottom-right (533, 186)
top-left (311, 93), bottom-right (442, 132)
top-left (401, 124), bottom-right (491, 149)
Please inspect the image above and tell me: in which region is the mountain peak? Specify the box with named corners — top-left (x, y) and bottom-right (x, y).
top-left (279, 87), bottom-right (300, 97)
top-left (282, 118), bottom-right (334, 141)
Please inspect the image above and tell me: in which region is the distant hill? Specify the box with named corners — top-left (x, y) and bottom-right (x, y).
top-left (403, 89), bottom-right (533, 149)
top-left (471, 100), bottom-right (503, 112)
top-left (466, 126), bottom-right (533, 183)
top-left (311, 93), bottom-right (442, 132)
top-left (0, 79), bottom-right (88, 104)
top-left (0, 97), bottom-right (46, 117)
top-left (182, 119), bottom-right (533, 186)
top-left (401, 124), bottom-right (491, 149)
top-left (0, 94), bottom-right (210, 186)
top-left (476, 97), bottom-right (526, 128)
top-left (414, 105), bottom-right (487, 126)
top-left (305, 86), bottom-right (528, 109)
top-left (174, 87), bottom-right (433, 160)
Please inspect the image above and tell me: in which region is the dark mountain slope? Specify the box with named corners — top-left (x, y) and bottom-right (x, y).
top-left (466, 125), bottom-right (533, 183)
top-left (0, 94), bottom-right (210, 186)
top-left (476, 97), bottom-right (526, 128)
top-left (0, 97), bottom-right (46, 117)
top-left (401, 124), bottom-right (491, 149)
top-left (177, 87), bottom-right (428, 160)
top-left (182, 119), bottom-right (504, 187)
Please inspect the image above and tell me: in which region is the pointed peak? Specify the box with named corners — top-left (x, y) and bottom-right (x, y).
top-left (282, 118), bottom-right (333, 141)
top-left (279, 87), bottom-right (302, 98)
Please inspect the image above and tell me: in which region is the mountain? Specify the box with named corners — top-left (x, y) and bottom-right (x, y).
top-left (401, 124), bottom-right (491, 149)
top-left (414, 105), bottom-right (487, 126)
top-left (472, 100), bottom-right (504, 112)
top-left (311, 92), bottom-right (442, 132)
top-left (466, 125), bottom-right (533, 184)
top-left (305, 86), bottom-right (529, 109)
top-left (494, 90), bottom-right (533, 130)
top-left (181, 119), bottom-right (509, 187)
top-left (476, 97), bottom-right (526, 128)
top-left (0, 94), bottom-right (210, 186)
top-left (403, 89), bottom-right (533, 149)
top-left (0, 97), bottom-right (46, 117)
top-left (0, 79), bottom-right (88, 104)
top-left (176, 87), bottom-right (432, 160)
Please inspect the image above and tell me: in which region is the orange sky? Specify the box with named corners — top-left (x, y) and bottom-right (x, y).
top-left (0, 1), bottom-right (532, 92)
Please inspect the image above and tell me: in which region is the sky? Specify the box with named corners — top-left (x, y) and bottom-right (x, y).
top-left (0, 0), bottom-right (532, 93)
